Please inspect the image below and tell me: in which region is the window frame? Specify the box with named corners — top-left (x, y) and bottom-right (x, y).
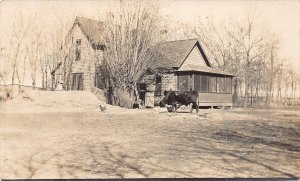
top-left (177, 75), bottom-right (189, 92)
top-left (199, 75), bottom-right (209, 93)
top-left (155, 75), bottom-right (162, 96)
top-left (75, 39), bottom-right (81, 61)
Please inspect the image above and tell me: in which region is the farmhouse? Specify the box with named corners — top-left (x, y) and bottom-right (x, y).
top-left (57, 17), bottom-right (235, 108)
top-left (55, 17), bottom-right (105, 91)
top-left (138, 39), bottom-right (235, 108)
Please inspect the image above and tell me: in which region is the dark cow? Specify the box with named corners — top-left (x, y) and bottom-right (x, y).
top-left (160, 91), bottom-right (199, 113)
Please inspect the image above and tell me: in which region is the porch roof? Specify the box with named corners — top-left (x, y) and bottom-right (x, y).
top-left (177, 64), bottom-right (235, 77)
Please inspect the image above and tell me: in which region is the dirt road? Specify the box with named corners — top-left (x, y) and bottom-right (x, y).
top-left (1, 106), bottom-right (299, 178)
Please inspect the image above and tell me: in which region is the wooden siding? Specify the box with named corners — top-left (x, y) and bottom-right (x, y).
top-left (179, 46), bottom-right (207, 70)
top-left (198, 92), bottom-right (232, 103)
top-left (69, 24), bottom-right (104, 90)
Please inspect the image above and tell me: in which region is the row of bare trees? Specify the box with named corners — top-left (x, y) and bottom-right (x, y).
top-left (0, 12), bottom-right (71, 100)
top-left (192, 14), bottom-right (299, 107)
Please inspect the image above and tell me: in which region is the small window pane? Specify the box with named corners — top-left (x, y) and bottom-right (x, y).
top-left (178, 75), bottom-right (189, 91)
top-left (200, 75), bottom-right (208, 92)
top-left (156, 75), bottom-right (162, 84)
top-left (209, 77), bottom-right (217, 92)
top-left (155, 75), bottom-right (162, 96)
top-left (225, 77), bottom-right (232, 93)
top-left (189, 75), bottom-right (193, 91)
top-left (194, 74), bottom-right (201, 91)
top-left (217, 77), bottom-right (225, 93)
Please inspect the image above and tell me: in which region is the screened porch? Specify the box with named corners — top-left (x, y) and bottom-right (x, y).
top-left (176, 72), bottom-right (234, 106)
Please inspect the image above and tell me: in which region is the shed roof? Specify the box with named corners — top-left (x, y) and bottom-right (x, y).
top-left (73, 17), bottom-right (105, 48)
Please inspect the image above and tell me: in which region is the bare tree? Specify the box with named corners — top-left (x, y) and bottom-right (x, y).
top-left (264, 35), bottom-right (280, 105)
top-left (9, 13), bottom-right (30, 96)
top-left (227, 13), bottom-right (269, 107)
top-left (27, 22), bottom-right (42, 89)
top-left (193, 17), bottom-right (245, 105)
top-left (99, 0), bottom-right (164, 107)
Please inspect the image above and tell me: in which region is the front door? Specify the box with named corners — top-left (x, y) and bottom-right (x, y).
top-left (72, 73), bottom-right (83, 90)
top-left (138, 83), bottom-right (146, 105)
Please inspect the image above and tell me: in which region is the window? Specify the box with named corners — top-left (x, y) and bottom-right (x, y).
top-left (72, 73), bottom-right (83, 90)
top-left (209, 77), bottom-right (217, 92)
top-left (75, 39), bottom-right (81, 61)
top-left (194, 74), bottom-right (201, 91)
top-left (217, 77), bottom-right (225, 93)
top-left (178, 75), bottom-right (189, 91)
top-left (225, 77), bottom-right (232, 93)
top-left (95, 73), bottom-right (105, 89)
top-left (189, 75), bottom-right (193, 91)
top-left (155, 75), bottom-right (162, 96)
top-left (139, 83), bottom-right (147, 91)
top-left (200, 75), bottom-right (209, 92)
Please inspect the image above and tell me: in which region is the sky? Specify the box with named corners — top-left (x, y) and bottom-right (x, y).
top-left (163, 0), bottom-right (300, 70)
top-left (0, 0), bottom-right (299, 85)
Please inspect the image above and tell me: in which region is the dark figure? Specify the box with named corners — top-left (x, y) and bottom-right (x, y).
top-left (160, 91), bottom-right (199, 113)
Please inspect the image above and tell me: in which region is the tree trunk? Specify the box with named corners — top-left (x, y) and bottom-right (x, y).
top-left (243, 81), bottom-right (249, 108)
top-left (233, 77), bottom-right (238, 105)
top-left (255, 80), bottom-right (259, 104)
top-left (41, 72), bottom-right (45, 89)
top-left (250, 85), bottom-right (253, 107)
top-left (45, 68), bottom-right (48, 89)
top-left (51, 74), bottom-right (55, 91)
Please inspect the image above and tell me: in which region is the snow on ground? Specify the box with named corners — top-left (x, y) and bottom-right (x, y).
top-left (0, 90), bottom-right (114, 113)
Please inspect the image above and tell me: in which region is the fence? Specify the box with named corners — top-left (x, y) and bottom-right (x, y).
top-left (0, 84), bottom-right (45, 101)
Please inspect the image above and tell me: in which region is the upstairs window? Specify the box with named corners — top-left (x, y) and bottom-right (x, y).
top-left (75, 39), bottom-right (81, 61)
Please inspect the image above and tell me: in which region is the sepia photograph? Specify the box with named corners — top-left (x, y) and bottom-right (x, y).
top-left (0, 0), bottom-right (299, 179)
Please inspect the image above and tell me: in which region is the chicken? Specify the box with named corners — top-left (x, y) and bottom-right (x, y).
top-left (99, 104), bottom-right (106, 112)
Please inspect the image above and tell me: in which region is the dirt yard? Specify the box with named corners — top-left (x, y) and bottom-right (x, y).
top-left (0, 90), bottom-right (299, 178)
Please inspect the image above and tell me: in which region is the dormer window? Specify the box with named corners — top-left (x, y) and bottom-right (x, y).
top-left (75, 39), bottom-right (81, 61)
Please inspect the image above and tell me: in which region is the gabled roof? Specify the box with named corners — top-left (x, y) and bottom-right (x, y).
top-left (148, 38), bottom-right (235, 76)
top-left (73, 17), bottom-right (105, 48)
top-left (149, 38), bottom-right (211, 69)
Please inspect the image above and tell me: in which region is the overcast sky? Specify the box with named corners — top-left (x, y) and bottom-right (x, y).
top-left (0, 0), bottom-right (299, 72)
top-left (164, 0), bottom-right (300, 71)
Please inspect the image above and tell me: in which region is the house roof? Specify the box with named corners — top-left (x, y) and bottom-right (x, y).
top-left (148, 38), bottom-right (235, 76)
top-left (176, 64), bottom-right (235, 76)
top-left (73, 17), bottom-right (105, 48)
top-left (151, 39), bottom-right (203, 68)
top-left (149, 38), bottom-right (211, 69)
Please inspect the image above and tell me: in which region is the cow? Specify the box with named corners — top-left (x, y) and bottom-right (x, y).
top-left (160, 90), bottom-right (199, 113)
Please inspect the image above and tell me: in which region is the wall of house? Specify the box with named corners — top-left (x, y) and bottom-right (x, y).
top-left (161, 74), bottom-right (177, 92)
top-left (179, 45), bottom-right (208, 70)
top-left (69, 24), bottom-right (104, 90)
top-left (139, 73), bottom-right (177, 103)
